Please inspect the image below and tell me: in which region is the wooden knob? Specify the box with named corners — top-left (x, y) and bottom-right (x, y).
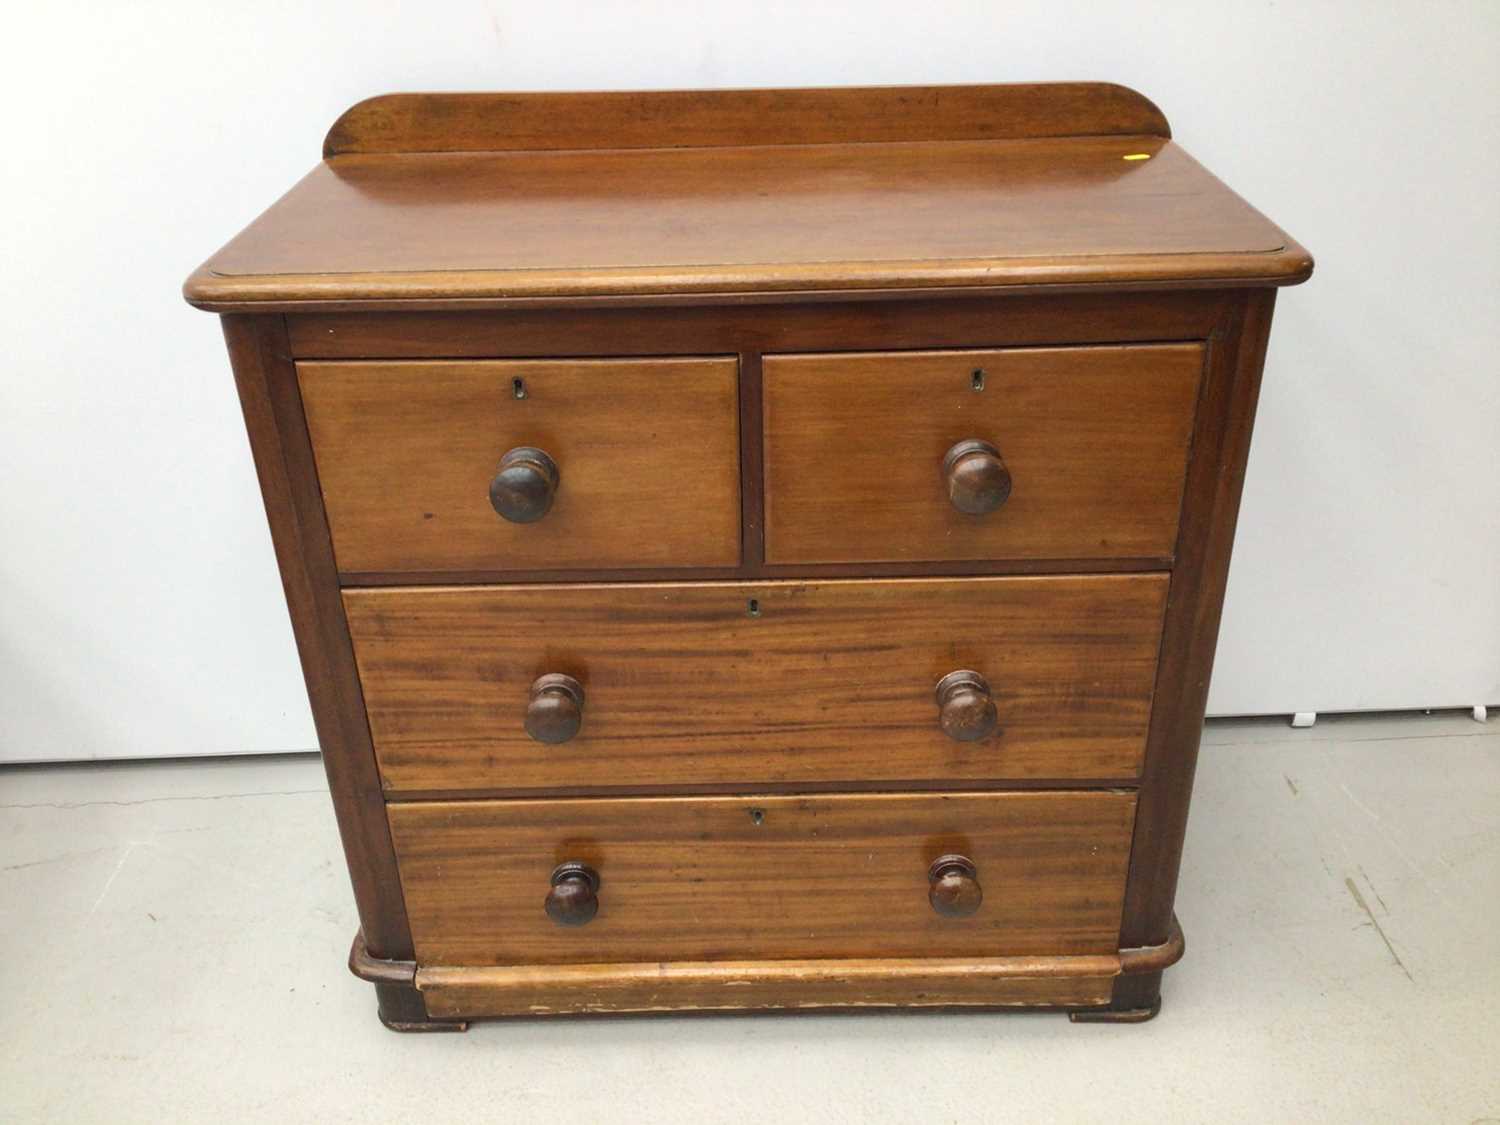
top-left (928, 854), bottom-right (983, 918)
top-left (489, 446), bottom-right (559, 523)
top-left (935, 670), bottom-right (998, 742)
top-left (545, 861), bottom-right (600, 926)
top-left (524, 674), bottom-right (584, 744)
top-left (942, 439), bottom-right (1011, 515)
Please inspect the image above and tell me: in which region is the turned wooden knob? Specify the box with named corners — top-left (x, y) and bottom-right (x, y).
top-left (489, 446), bottom-right (559, 523)
top-left (524, 674), bottom-right (584, 744)
top-left (935, 670), bottom-right (998, 742)
top-left (942, 439), bottom-right (1011, 515)
top-left (545, 861), bottom-right (600, 926)
top-left (928, 854), bottom-right (983, 918)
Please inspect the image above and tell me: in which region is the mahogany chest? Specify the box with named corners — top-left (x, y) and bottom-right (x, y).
top-left (186, 83), bottom-right (1311, 1028)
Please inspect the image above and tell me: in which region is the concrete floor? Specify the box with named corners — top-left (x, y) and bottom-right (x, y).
top-left (1, 713), bottom-right (1496, 1123)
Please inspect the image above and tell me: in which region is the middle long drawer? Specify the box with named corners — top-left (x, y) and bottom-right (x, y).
top-left (345, 575), bottom-right (1168, 794)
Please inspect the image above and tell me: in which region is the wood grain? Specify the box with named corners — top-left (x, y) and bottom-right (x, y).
top-left (223, 316), bottom-right (437, 1031)
top-left (185, 82), bottom-right (1314, 1023)
top-left (1108, 289), bottom-right (1280, 1016)
top-left (219, 318), bottom-right (414, 967)
top-left (344, 575), bottom-right (1168, 793)
top-left (298, 357), bottom-right (740, 573)
top-left (416, 955), bottom-right (1120, 1018)
top-left (764, 345), bottom-right (1202, 564)
top-left (284, 290), bottom-right (1231, 360)
top-left (338, 559), bottom-right (1174, 588)
top-left (388, 791), bottom-right (1136, 965)
top-left (323, 83), bottom-right (1170, 156)
top-left (184, 135), bottom-right (1310, 311)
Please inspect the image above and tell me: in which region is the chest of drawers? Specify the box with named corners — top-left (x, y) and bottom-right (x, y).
top-left (186, 82), bottom-right (1311, 1029)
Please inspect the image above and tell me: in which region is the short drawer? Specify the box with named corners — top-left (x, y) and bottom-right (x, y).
top-left (762, 344), bottom-right (1202, 564)
top-left (298, 357), bottom-right (740, 573)
top-left (389, 790), bottom-right (1136, 965)
top-left (344, 574), bottom-right (1168, 793)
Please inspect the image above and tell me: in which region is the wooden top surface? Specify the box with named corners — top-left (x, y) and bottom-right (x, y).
top-left (185, 84), bottom-right (1310, 310)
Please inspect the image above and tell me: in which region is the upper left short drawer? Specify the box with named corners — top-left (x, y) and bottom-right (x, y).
top-left (298, 358), bottom-right (741, 574)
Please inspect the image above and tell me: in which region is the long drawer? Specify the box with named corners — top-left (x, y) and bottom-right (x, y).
top-left (344, 574), bottom-right (1169, 793)
top-left (389, 790), bottom-right (1137, 965)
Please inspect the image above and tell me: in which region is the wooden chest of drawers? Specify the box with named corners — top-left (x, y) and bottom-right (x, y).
top-left (185, 83), bottom-right (1310, 1029)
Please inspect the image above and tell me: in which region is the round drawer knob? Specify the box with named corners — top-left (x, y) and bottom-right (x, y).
top-left (928, 854), bottom-right (983, 918)
top-left (524, 674), bottom-right (585, 744)
top-left (942, 439), bottom-right (1011, 515)
top-left (935, 670), bottom-right (998, 742)
top-left (489, 446), bottom-right (559, 523)
top-left (545, 861), bottom-right (600, 926)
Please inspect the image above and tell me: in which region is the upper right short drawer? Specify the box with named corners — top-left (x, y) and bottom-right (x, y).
top-left (762, 344), bottom-right (1203, 565)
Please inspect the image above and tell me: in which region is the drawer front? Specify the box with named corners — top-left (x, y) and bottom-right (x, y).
top-left (298, 357), bottom-right (741, 573)
top-left (390, 791), bottom-right (1136, 965)
top-left (345, 574), bottom-right (1168, 793)
top-left (762, 344), bottom-right (1202, 564)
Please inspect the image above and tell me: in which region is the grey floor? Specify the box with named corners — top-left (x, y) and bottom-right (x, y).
top-left (2, 713), bottom-right (1497, 1123)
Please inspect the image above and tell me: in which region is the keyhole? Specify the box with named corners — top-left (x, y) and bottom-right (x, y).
top-left (512, 377), bottom-right (528, 400)
top-left (971, 369), bottom-right (986, 392)
top-left (747, 598), bottom-right (760, 617)
top-left (749, 808), bottom-right (765, 825)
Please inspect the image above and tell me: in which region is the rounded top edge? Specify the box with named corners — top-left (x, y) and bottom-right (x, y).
top-left (1089, 82), bottom-right (1171, 139)
top-left (323, 92), bottom-right (409, 158)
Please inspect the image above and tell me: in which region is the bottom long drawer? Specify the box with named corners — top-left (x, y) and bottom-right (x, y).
top-left (389, 790), bottom-right (1136, 967)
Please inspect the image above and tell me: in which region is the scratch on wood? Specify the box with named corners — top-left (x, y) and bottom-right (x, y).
top-left (1344, 876), bottom-right (1412, 982)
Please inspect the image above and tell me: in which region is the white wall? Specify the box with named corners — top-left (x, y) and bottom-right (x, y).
top-left (3, 1), bottom-right (1497, 762)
